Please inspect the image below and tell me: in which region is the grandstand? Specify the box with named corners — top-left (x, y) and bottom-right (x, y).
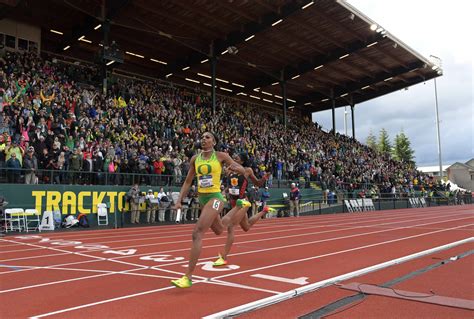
top-left (1, 0), bottom-right (470, 221)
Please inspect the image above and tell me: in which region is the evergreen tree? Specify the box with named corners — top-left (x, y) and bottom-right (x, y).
top-left (366, 130), bottom-right (377, 150)
top-left (392, 131), bottom-right (415, 163)
top-left (377, 128), bottom-right (391, 154)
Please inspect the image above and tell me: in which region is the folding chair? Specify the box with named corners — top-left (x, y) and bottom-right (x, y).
top-left (5, 208), bottom-right (25, 232)
top-left (365, 198), bottom-right (376, 211)
top-left (344, 200), bottom-right (353, 212)
top-left (24, 209), bottom-right (41, 232)
top-left (97, 203), bottom-right (108, 226)
top-left (419, 197), bottom-right (426, 207)
top-left (350, 200), bottom-right (360, 212)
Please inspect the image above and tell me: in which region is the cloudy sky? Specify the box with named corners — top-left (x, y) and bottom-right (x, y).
top-left (312, 0), bottom-right (473, 167)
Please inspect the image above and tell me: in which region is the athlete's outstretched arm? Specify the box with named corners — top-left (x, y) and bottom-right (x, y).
top-left (218, 152), bottom-right (247, 177)
top-left (246, 168), bottom-right (270, 187)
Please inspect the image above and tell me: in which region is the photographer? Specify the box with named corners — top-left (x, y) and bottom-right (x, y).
top-left (127, 183), bottom-right (141, 224)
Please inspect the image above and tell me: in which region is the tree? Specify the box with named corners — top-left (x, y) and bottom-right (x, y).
top-left (377, 128), bottom-right (392, 154)
top-left (392, 131), bottom-right (415, 163)
top-left (366, 130), bottom-right (377, 150)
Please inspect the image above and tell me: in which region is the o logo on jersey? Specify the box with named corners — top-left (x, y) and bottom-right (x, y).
top-left (197, 164), bottom-right (212, 175)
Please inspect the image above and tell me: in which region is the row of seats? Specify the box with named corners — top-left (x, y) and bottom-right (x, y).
top-left (344, 199), bottom-right (376, 212)
top-left (3, 209), bottom-right (41, 233)
top-left (1, 204), bottom-right (110, 234)
top-left (409, 197), bottom-right (427, 208)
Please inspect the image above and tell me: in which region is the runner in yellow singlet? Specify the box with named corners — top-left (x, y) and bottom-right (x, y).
top-left (171, 132), bottom-right (249, 288)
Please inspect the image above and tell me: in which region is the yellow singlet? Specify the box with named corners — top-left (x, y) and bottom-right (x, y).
top-left (195, 151), bottom-right (222, 193)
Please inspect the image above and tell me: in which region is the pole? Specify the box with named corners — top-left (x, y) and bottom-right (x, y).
top-left (331, 90), bottom-right (336, 136)
top-left (351, 104), bottom-right (355, 139)
top-left (211, 59), bottom-right (216, 115)
top-left (429, 55), bottom-right (443, 180)
top-left (434, 77), bottom-right (443, 179)
top-left (344, 106), bottom-right (348, 136)
top-left (281, 81), bottom-right (287, 128)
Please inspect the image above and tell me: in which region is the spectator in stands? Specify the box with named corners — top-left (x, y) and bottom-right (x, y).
top-left (6, 152), bottom-right (21, 183)
top-left (0, 50), bottom-right (426, 194)
top-left (69, 148), bottom-right (83, 184)
top-left (23, 146), bottom-right (38, 184)
top-left (289, 182), bottom-right (300, 217)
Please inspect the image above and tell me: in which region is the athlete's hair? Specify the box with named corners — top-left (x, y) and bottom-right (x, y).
top-left (207, 131), bottom-right (219, 148)
top-left (237, 152), bottom-right (249, 167)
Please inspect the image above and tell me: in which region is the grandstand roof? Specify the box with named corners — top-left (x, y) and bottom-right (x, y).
top-left (4, 0), bottom-right (442, 114)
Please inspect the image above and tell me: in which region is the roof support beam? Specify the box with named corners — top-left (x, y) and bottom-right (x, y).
top-left (242, 33), bottom-right (386, 92)
top-left (301, 60), bottom-right (425, 106)
top-left (56, 0), bottom-right (131, 52)
top-left (160, 1), bottom-right (306, 78)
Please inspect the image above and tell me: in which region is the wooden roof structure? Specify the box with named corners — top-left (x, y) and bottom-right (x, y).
top-left (3, 0), bottom-right (442, 115)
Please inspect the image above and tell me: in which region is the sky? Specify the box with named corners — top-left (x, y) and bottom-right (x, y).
top-left (312, 0), bottom-right (473, 167)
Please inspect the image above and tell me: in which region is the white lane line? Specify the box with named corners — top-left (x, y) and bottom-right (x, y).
top-left (6, 205), bottom-right (462, 247)
top-left (1, 211), bottom-right (469, 278)
top-left (205, 279), bottom-right (281, 294)
top-left (5, 209), bottom-right (433, 249)
top-left (1, 209), bottom-right (453, 261)
top-left (211, 224), bottom-right (474, 281)
top-left (2, 207), bottom-right (468, 260)
top-left (29, 285), bottom-right (178, 319)
top-left (203, 236), bottom-right (474, 319)
top-left (149, 215), bottom-right (474, 268)
top-left (0, 268), bottom-right (141, 294)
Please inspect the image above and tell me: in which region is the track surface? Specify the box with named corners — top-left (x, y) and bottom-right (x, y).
top-left (0, 205), bottom-right (472, 318)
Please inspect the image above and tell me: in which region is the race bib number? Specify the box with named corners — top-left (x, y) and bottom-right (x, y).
top-left (199, 175), bottom-right (213, 188)
top-left (229, 188), bottom-right (240, 196)
top-left (212, 199), bottom-right (220, 210)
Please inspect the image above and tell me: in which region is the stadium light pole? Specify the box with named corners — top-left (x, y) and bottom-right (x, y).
top-left (344, 106), bottom-right (348, 136)
top-left (429, 55), bottom-right (443, 180)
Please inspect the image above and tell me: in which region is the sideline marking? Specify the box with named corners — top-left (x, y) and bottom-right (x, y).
top-left (203, 236), bottom-right (474, 318)
top-left (251, 274), bottom-right (309, 285)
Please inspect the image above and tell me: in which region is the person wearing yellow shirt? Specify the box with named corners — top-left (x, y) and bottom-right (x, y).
top-left (171, 132), bottom-right (248, 289)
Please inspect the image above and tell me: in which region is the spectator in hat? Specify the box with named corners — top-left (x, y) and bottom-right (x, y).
top-left (6, 140), bottom-right (24, 166)
top-left (23, 146), bottom-right (38, 184)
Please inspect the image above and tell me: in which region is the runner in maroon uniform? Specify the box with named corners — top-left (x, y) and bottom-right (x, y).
top-left (213, 152), bottom-right (273, 267)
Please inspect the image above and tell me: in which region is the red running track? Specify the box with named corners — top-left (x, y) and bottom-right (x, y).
top-left (0, 205), bottom-right (472, 318)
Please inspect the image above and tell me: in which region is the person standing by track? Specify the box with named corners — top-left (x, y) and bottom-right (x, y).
top-left (212, 152), bottom-right (273, 267)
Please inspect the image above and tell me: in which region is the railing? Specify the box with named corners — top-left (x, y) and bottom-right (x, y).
top-left (0, 167), bottom-right (301, 189)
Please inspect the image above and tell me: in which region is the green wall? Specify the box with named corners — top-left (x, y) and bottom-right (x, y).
top-left (0, 184), bottom-right (322, 216)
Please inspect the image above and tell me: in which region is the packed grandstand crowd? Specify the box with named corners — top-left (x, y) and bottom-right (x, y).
top-left (0, 50), bottom-right (456, 198)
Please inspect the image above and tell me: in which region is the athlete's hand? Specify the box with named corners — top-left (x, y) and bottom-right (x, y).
top-left (228, 163), bottom-right (240, 173)
top-left (174, 201), bottom-right (182, 211)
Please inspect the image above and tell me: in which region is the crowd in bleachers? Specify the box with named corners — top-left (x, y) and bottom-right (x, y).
top-left (0, 50), bottom-right (441, 196)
